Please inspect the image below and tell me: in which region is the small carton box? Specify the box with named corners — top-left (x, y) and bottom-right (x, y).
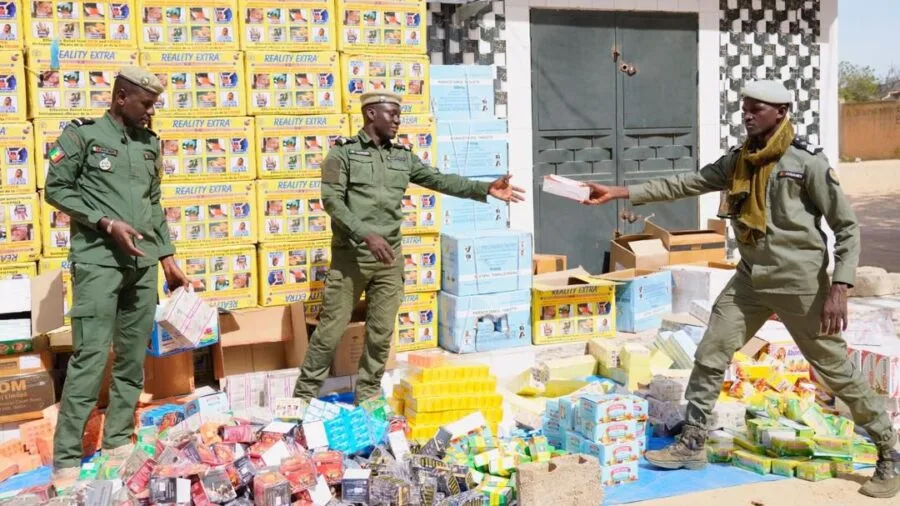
top-left (436, 120), bottom-right (507, 178)
top-left (600, 460), bottom-right (639, 486)
top-left (609, 235), bottom-right (668, 272)
top-left (438, 289), bottom-right (531, 354)
top-left (532, 268), bottom-right (616, 345)
top-left (578, 419), bottom-right (639, 444)
top-left (0, 371), bottom-right (55, 423)
top-left (244, 51), bottom-right (341, 116)
top-left (32, 118), bottom-right (71, 188)
top-left (441, 230), bottom-right (532, 297)
top-left (40, 199), bottom-right (70, 257)
top-left (429, 65), bottom-right (494, 121)
top-left (335, 0), bottom-right (426, 55)
top-left (339, 53), bottom-right (429, 114)
top-left (644, 220), bottom-right (726, 266)
top-left (662, 262), bottom-right (735, 313)
top-left (402, 234), bottom-right (440, 294)
top-left (0, 192), bottom-right (41, 262)
top-left (848, 342), bottom-right (900, 398)
top-left (24, 0), bottom-right (138, 48)
top-left (255, 115), bottom-right (349, 180)
top-left (400, 184), bottom-right (440, 235)
top-left (0, 271), bottom-right (63, 354)
top-left (350, 113), bottom-right (435, 165)
top-left (0, 351), bottom-right (52, 378)
top-left (394, 292), bottom-right (437, 352)
top-left (533, 254), bottom-right (567, 275)
top-left (25, 47), bottom-right (136, 118)
top-left (599, 269), bottom-right (672, 333)
top-left (156, 287), bottom-right (219, 349)
top-left (439, 176), bottom-right (508, 235)
top-left (255, 178), bottom-right (330, 242)
top-left (159, 245), bottom-right (258, 311)
top-left (154, 116), bottom-right (257, 183)
top-left (140, 50), bottom-right (246, 117)
top-left (160, 181), bottom-right (256, 248)
top-left (149, 304), bottom-right (220, 357)
top-left (0, 122), bottom-right (35, 194)
top-left (582, 439), bottom-right (642, 466)
top-left (136, 0), bottom-right (240, 50)
top-left (238, 0), bottom-right (338, 51)
top-left (257, 238), bottom-right (331, 307)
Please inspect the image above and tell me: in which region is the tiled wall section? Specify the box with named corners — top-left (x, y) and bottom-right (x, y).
top-left (720, 0), bottom-right (821, 149)
top-left (427, 1), bottom-right (509, 118)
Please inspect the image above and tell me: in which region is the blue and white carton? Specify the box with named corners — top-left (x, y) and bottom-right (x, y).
top-left (430, 65), bottom-right (495, 121)
top-left (438, 289), bottom-right (532, 353)
top-left (441, 230), bottom-right (533, 297)
top-left (599, 269), bottom-right (672, 333)
top-left (436, 120), bottom-right (508, 177)
top-left (440, 176), bottom-right (509, 234)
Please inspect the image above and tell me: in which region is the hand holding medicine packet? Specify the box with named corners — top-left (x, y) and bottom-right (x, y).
top-left (542, 175), bottom-right (590, 202)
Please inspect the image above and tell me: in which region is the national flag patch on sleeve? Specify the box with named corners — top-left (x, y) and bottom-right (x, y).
top-left (48, 144), bottom-right (65, 164)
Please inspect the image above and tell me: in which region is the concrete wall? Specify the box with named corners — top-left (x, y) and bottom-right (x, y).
top-left (840, 102), bottom-right (900, 161)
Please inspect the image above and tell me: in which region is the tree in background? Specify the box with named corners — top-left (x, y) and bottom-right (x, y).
top-left (839, 61), bottom-right (880, 102)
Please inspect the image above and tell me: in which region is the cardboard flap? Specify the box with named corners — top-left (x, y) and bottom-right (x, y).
top-left (533, 267), bottom-right (592, 286)
top-left (645, 220), bottom-right (725, 250)
top-left (30, 271), bottom-right (64, 336)
top-left (219, 305), bottom-right (293, 347)
top-left (628, 238), bottom-right (667, 256)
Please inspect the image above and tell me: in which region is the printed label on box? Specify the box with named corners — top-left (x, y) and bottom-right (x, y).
top-left (159, 245), bottom-right (257, 310)
top-left (440, 176), bottom-right (508, 235)
top-left (436, 120), bottom-right (507, 178)
top-left (155, 117), bottom-right (256, 183)
top-left (429, 65), bottom-right (494, 121)
top-left (401, 234), bottom-right (439, 294)
top-left (0, 52), bottom-right (26, 122)
top-left (394, 291), bottom-right (437, 352)
top-left (339, 53), bottom-right (428, 114)
top-left (160, 181), bottom-right (256, 248)
top-left (255, 178), bottom-right (330, 242)
top-left (350, 113), bottom-right (434, 165)
top-left (0, 122), bottom-right (34, 194)
top-left (150, 304), bottom-right (220, 356)
top-left (244, 51), bottom-right (340, 115)
top-left (533, 275), bottom-right (616, 344)
top-left (238, 0), bottom-right (336, 51)
top-left (258, 238), bottom-right (330, 306)
top-left (27, 47), bottom-right (136, 118)
top-left (255, 115), bottom-right (348, 179)
top-left (33, 118), bottom-right (71, 188)
top-left (0, 192), bottom-right (40, 261)
top-left (25, 1), bottom-right (138, 47)
top-left (0, 4), bottom-right (23, 49)
top-left (137, 0), bottom-right (239, 49)
top-left (141, 50), bottom-right (246, 117)
top-left (38, 257), bottom-right (71, 322)
top-left (0, 262), bottom-right (36, 280)
top-left (336, 0), bottom-right (425, 55)
top-left (400, 184), bottom-right (440, 235)
top-left (600, 460), bottom-right (639, 486)
top-left (40, 199), bottom-right (70, 257)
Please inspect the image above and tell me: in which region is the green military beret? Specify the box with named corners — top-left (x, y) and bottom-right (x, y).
top-left (117, 65), bottom-right (165, 95)
top-left (740, 80), bottom-right (792, 105)
top-left (360, 91), bottom-right (402, 108)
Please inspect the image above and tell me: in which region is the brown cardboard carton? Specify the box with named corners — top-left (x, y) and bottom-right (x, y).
top-left (211, 303), bottom-right (309, 379)
top-left (533, 254), bottom-right (567, 275)
top-left (218, 306), bottom-right (294, 346)
top-left (143, 352), bottom-right (195, 400)
top-left (0, 352), bottom-right (52, 378)
top-left (307, 302), bottom-right (397, 377)
top-left (516, 454), bottom-right (603, 506)
top-left (609, 235), bottom-right (668, 272)
top-left (644, 220), bottom-right (726, 265)
top-left (0, 372), bottom-right (55, 423)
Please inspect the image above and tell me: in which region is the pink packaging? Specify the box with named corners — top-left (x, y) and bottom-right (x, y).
top-left (158, 287), bottom-right (218, 348)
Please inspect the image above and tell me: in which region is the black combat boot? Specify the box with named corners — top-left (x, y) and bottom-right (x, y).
top-left (859, 448), bottom-right (900, 498)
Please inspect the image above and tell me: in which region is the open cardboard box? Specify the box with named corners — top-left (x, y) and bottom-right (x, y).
top-left (644, 220), bottom-right (726, 265)
top-left (609, 235), bottom-right (669, 272)
top-left (211, 303), bottom-right (309, 379)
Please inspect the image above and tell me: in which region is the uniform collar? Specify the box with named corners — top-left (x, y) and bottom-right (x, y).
top-left (102, 111), bottom-right (127, 135)
top-left (356, 128), bottom-right (392, 149)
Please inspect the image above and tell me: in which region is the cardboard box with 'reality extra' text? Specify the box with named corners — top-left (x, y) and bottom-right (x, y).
top-left (532, 268), bottom-right (616, 345)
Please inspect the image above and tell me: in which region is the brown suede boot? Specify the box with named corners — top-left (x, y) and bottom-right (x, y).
top-left (645, 424), bottom-right (707, 470)
top-left (859, 448), bottom-right (900, 499)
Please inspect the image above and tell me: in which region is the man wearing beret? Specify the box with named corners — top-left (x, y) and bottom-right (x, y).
top-left (45, 66), bottom-right (189, 488)
top-left (581, 80), bottom-right (899, 498)
top-left (293, 92), bottom-right (525, 403)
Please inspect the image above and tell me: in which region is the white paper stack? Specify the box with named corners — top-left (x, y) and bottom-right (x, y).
top-left (222, 371), bottom-right (268, 411)
top-left (157, 287), bottom-right (217, 349)
top-left (655, 330), bottom-right (697, 369)
top-left (541, 175), bottom-right (590, 202)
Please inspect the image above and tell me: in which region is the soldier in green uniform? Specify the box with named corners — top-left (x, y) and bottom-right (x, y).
top-left (44, 66), bottom-right (189, 488)
top-left (293, 92), bottom-right (525, 402)
top-left (581, 80), bottom-right (899, 498)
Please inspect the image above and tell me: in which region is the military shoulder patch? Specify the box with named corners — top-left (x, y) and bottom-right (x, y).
top-left (48, 143), bottom-right (65, 164)
top-left (322, 158), bottom-right (342, 184)
top-left (70, 117), bottom-right (95, 127)
top-left (334, 136), bottom-right (357, 146)
top-left (792, 137), bottom-right (823, 155)
top-left (826, 167), bottom-right (840, 185)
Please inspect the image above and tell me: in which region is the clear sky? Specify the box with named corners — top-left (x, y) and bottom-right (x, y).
top-left (839, 0), bottom-right (900, 77)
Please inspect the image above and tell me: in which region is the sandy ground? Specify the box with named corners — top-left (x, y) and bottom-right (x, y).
top-left (632, 161), bottom-right (900, 505)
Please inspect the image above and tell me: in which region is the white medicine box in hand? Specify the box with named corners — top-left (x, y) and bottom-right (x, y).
top-left (157, 287), bottom-right (218, 350)
top-left (542, 175), bottom-right (590, 202)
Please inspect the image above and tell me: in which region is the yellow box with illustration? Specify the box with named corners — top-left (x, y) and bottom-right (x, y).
top-left (0, 51), bottom-right (27, 122)
top-left (238, 0), bottom-right (337, 51)
top-left (244, 51), bottom-right (340, 116)
top-left (336, 0), bottom-right (425, 55)
top-left (24, 0), bottom-right (138, 48)
top-left (400, 184), bottom-right (439, 235)
top-left (140, 50), bottom-right (246, 117)
top-left (40, 198), bottom-right (71, 257)
top-left (136, 0), bottom-right (239, 50)
top-left (38, 257), bottom-right (71, 323)
top-left (155, 116), bottom-right (256, 183)
top-left (401, 234), bottom-right (439, 294)
top-left (394, 291), bottom-right (437, 352)
top-left (0, 122), bottom-right (35, 194)
top-left (533, 268), bottom-right (617, 345)
top-left (255, 178), bottom-right (330, 243)
top-left (160, 181), bottom-right (256, 248)
top-left (0, 3), bottom-right (24, 49)
top-left (33, 118), bottom-right (72, 188)
top-left (350, 113), bottom-right (434, 165)
top-left (26, 47), bottom-right (136, 118)
top-left (0, 192), bottom-right (41, 261)
top-left (159, 245), bottom-right (257, 310)
top-left (255, 114), bottom-right (348, 180)
top-left (339, 53), bottom-right (428, 114)
top-left (0, 262), bottom-right (37, 279)
top-left (257, 238), bottom-right (331, 307)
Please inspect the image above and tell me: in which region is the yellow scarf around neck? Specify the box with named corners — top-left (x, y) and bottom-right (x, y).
top-left (729, 117), bottom-right (795, 245)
